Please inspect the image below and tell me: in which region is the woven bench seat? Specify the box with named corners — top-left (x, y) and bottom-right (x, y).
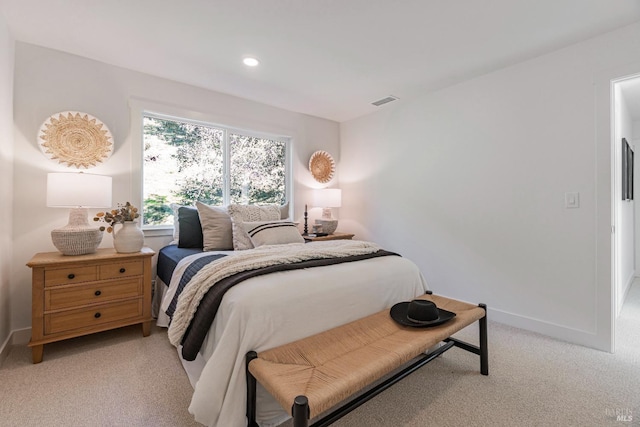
top-left (246, 292), bottom-right (488, 427)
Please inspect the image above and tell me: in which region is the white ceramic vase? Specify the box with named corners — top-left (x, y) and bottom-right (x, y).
top-left (113, 221), bottom-right (144, 253)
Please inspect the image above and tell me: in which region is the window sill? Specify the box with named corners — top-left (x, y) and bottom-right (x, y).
top-left (142, 226), bottom-right (174, 238)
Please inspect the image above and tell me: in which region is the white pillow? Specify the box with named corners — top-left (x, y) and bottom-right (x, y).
top-left (279, 202), bottom-right (289, 219)
top-left (195, 202), bottom-right (233, 251)
top-left (169, 202), bottom-right (289, 244)
top-left (241, 220), bottom-right (304, 247)
top-left (227, 204), bottom-right (282, 250)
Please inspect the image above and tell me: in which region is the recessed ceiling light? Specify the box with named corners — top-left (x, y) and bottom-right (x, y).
top-left (243, 57), bottom-right (260, 67)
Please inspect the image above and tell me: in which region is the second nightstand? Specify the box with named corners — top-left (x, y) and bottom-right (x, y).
top-left (303, 232), bottom-right (355, 242)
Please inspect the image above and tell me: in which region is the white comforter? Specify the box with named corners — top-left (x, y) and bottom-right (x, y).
top-left (161, 241), bottom-right (428, 427)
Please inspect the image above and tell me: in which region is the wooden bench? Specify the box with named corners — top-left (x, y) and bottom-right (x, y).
top-left (246, 292), bottom-right (488, 427)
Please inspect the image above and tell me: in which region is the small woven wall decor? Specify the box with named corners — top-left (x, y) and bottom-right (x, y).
top-left (38, 111), bottom-right (114, 169)
top-left (309, 150), bottom-right (335, 183)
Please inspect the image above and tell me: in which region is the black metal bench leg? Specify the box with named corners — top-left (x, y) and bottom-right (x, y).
top-left (292, 395), bottom-right (310, 427)
top-left (246, 351), bottom-right (259, 427)
top-left (478, 303), bottom-right (489, 376)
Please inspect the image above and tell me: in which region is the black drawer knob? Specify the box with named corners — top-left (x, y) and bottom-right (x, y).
top-left (94, 290), bottom-right (102, 296)
top-left (94, 312), bottom-right (101, 319)
top-left (68, 274), bottom-right (75, 279)
top-left (119, 268), bottom-right (126, 273)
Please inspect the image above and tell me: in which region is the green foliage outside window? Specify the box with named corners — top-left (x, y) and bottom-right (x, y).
top-left (143, 116), bottom-right (287, 226)
top-left (230, 133), bottom-right (286, 205)
top-left (144, 194), bottom-right (173, 224)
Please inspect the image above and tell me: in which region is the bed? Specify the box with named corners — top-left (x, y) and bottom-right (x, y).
top-left (156, 203), bottom-right (429, 427)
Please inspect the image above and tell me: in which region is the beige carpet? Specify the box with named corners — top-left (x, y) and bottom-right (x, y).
top-left (1, 283), bottom-right (638, 427)
top-left (325, 283), bottom-right (640, 427)
top-left (0, 324), bottom-right (200, 427)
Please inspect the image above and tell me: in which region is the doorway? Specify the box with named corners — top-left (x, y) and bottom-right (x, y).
top-left (613, 75), bottom-right (640, 352)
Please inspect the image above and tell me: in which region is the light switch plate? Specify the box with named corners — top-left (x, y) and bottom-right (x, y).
top-left (565, 192), bottom-right (580, 208)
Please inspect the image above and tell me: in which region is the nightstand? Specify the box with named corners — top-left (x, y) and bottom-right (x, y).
top-left (303, 232), bottom-right (355, 242)
top-left (26, 247), bottom-right (155, 363)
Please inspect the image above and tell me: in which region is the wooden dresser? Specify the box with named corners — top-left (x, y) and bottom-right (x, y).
top-left (26, 247), bottom-right (155, 363)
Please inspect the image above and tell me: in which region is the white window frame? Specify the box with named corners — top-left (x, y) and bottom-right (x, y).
top-left (129, 98), bottom-right (293, 233)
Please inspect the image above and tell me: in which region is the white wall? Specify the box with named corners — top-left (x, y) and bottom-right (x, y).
top-left (11, 42), bottom-right (339, 332)
top-left (340, 22), bottom-right (640, 351)
top-left (0, 14), bottom-right (14, 359)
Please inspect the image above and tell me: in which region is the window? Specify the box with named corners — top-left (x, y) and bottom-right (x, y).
top-left (142, 114), bottom-right (289, 227)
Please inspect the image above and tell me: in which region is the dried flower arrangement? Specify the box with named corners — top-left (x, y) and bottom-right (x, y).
top-left (93, 202), bottom-right (140, 233)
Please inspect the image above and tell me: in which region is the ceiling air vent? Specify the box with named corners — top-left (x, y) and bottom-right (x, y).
top-left (371, 95), bottom-right (399, 107)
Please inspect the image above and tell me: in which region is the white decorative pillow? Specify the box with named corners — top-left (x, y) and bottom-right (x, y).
top-left (241, 221), bottom-right (304, 247)
top-left (195, 202), bottom-right (233, 251)
top-left (227, 204), bottom-right (281, 250)
top-left (279, 202), bottom-right (289, 219)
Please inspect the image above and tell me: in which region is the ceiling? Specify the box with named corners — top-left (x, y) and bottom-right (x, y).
top-left (2, 0), bottom-right (640, 122)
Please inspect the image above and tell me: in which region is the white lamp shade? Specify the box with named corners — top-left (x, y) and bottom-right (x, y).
top-left (313, 188), bottom-right (342, 208)
top-left (47, 172), bottom-right (112, 208)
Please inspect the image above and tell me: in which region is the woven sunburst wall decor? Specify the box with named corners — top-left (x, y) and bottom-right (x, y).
top-left (309, 150), bottom-right (335, 183)
top-left (39, 111), bottom-right (114, 169)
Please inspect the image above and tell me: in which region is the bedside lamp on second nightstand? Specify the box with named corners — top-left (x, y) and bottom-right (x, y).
top-left (313, 188), bottom-right (342, 234)
top-left (47, 172), bottom-right (112, 256)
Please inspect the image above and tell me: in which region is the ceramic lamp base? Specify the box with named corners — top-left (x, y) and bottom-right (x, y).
top-left (315, 219), bottom-right (338, 234)
top-left (51, 228), bottom-right (103, 256)
top-left (51, 207), bottom-right (103, 256)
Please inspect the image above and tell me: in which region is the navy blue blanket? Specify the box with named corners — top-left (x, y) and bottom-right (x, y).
top-left (165, 253), bottom-right (227, 320)
top-left (156, 245), bottom-right (204, 286)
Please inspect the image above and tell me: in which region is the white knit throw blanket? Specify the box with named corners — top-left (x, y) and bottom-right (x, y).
top-left (168, 240), bottom-right (381, 347)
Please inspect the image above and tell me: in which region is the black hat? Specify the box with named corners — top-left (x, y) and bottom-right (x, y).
top-left (390, 299), bottom-right (456, 328)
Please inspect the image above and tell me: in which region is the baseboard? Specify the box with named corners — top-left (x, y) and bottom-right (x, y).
top-left (488, 307), bottom-right (609, 352)
top-left (621, 281), bottom-right (632, 304)
top-left (0, 332), bottom-right (9, 367)
top-left (0, 327), bottom-right (31, 366)
top-left (12, 327), bottom-right (31, 345)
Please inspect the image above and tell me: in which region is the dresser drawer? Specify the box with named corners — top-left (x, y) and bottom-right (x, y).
top-left (99, 260), bottom-right (143, 280)
top-left (45, 278), bottom-right (142, 310)
top-left (44, 266), bottom-right (98, 287)
top-left (44, 299), bottom-right (143, 335)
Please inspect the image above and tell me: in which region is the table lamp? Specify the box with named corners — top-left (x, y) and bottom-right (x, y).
top-left (47, 172), bottom-right (112, 255)
top-left (313, 188), bottom-right (342, 234)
